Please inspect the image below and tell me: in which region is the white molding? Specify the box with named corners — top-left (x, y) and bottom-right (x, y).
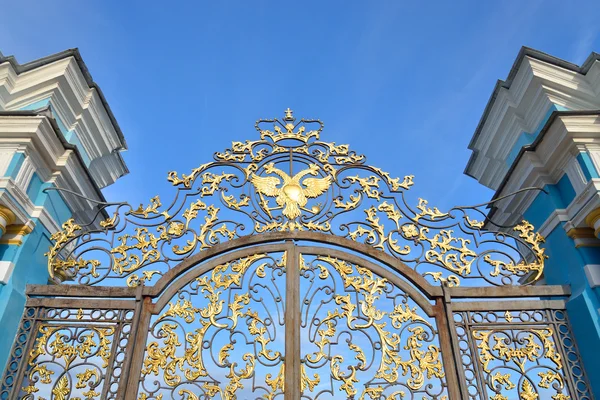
top-left (0, 56), bottom-right (127, 188)
top-left (488, 115), bottom-right (600, 229)
top-left (0, 116), bottom-right (108, 231)
top-left (565, 155), bottom-right (588, 193)
top-left (584, 264), bottom-right (600, 288)
top-left (0, 147), bottom-right (19, 177)
top-left (0, 261), bottom-right (15, 285)
top-left (538, 209), bottom-right (569, 238)
top-left (15, 155), bottom-right (35, 191)
top-left (468, 56), bottom-right (600, 188)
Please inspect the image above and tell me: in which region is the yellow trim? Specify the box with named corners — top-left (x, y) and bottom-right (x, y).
top-left (5, 224), bottom-right (33, 236)
top-left (0, 206), bottom-right (16, 226)
top-left (567, 228), bottom-right (597, 240)
top-left (0, 238), bottom-right (23, 246)
top-left (575, 242), bottom-right (600, 248)
top-left (585, 208), bottom-right (600, 229)
top-left (0, 224), bottom-right (33, 246)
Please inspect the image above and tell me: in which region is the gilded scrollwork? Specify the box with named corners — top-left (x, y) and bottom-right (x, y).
top-left (300, 254), bottom-right (448, 399)
top-left (454, 310), bottom-right (583, 400)
top-left (139, 253), bottom-right (286, 399)
top-left (471, 326), bottom-right (570, 400)
top-left (46, 109), bottom-right (547, 288)
top-left (20, 321), bottom-right (123, 400)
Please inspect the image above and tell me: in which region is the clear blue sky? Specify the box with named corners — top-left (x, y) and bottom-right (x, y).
top-left (2, 1), bottom-right (600, 211)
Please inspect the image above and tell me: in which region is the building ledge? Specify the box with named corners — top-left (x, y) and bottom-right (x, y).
top-left (0, 110), bottom-right (110, 222)
top-left (0, 48), bottom-right (127, 151)
top-left (465, 47), bottom-right (600, 178)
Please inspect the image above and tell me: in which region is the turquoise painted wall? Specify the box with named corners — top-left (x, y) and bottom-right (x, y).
top-left (0, 180), bottom-right (72, 372)
top-left (577, 152), bottom-right (600, 181)
top-left (522, 174), bottom-right (575, 228)
top-left (523, 175), bottom-right (600, 395)
top-left (0, 223), bottom-right (53, 372)
top-left (20, 99), bottom-right (92, 166)
top-left (506, 105), bottom-right (569, 167)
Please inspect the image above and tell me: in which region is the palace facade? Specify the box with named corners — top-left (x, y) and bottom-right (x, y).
top-left (466, 47), bottom-right (600, 392)
top-left (0, 49), bottom-right (128, 371)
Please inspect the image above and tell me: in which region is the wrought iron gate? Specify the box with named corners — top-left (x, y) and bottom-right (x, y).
top-left (0, 110), bottom-right (594, 399)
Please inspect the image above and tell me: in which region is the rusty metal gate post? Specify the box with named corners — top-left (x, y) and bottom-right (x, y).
top-left (437, 283), bottom-right (468, 399)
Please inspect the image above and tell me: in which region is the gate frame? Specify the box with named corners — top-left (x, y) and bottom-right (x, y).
top-left (2, 233), bottom-right (587, 400)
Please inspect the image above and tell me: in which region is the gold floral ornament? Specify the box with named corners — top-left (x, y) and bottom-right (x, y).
top-left (45, 109), bottom-right (547, 286)
top-left (139, 253), bottom-right (285, 400)
top-left (302, 256), bottom-right (446, 398)
top-left (22, 325), bottom-right (114, 398)
top-left (485, 220), bottom-right (548, 283)
top-left (46, 219), bottom-right (101, 282)
top-left (473, 327), bottom-right (569, 400)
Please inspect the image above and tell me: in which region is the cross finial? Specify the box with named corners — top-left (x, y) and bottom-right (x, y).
top-left (284, 108), bottom-right (294, 121)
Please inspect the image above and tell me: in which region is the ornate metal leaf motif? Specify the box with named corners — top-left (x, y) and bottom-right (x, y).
top-left (45, 109), bottom-right (546, 288)
top-left (455, 310), bottom-right (578, 400)
top-left (52, 375), bottom-right (70, 400)
top-left (16, 313), bottom-right (130, 400)
top-left (299, 254), bottom-right (447, 398)
top-left (138, 252), bottom-right (286, 399)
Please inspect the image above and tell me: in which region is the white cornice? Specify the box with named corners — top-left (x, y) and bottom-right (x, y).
top-left (0, 56), bottom-right (127, 188)
top-left (0, 116), bottom-right (104, 224)
top-left (538, 209), bottom-right (570, 238)
top-left (487, 113), bottom-right (600, 230)
top-left (468, 56), bottom-right (600, 188)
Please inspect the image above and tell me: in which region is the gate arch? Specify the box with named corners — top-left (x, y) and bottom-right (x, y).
top-left (146, 234), bottom-right (441, 303)
top-left (138, 242), bottom-right (448, 400)
top-left (0, 110), bottom-right (593, 400)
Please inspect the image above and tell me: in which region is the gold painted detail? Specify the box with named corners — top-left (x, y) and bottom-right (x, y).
top-left (112, 227), bottom-right (168, 274)
top-left (425, 272), bottom-right (460, 287)
top-left (250, 163), bottom-right (331, 220)
top-left (566, 227), bottom-right (596, 240)
top-left (46, 219), bottom-right (100, 282)
top-left (0, 224), bottom-right (33, 246)
top-left (473, 327), bottom-right (570, 400)
top-left (130, 195), bottom-right (163, 218)
top-left (23, 324), bottom-right (114, 398)
top-left (0, 205), bottom-right (16, 227)
top-left (485, 221), bottom-right (547, 282)
top-left (45, 110), bottom-right (547, 287)
top-left (304, 256), bottom-right (445, 398)
top-left (140, 253), bottom-right (285, 399)
top-left (584, 207), bottom-right (600, 230)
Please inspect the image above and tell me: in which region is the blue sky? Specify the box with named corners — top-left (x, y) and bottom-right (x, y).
top-left (2, 1), bottom-right (600, 211)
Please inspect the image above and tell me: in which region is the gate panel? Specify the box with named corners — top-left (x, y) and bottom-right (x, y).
top-left (1, 301), bottom-right (135, 400)
top-left (453, 305), bottom-right (593, 400)
top-left (1, 307), bottom-right (37, 400)
top-left (298, 251), bottom-right (449, 399)
top-left (137, 252), bottom-right (287, 400)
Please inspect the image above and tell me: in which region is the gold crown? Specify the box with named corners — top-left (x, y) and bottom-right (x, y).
top-left (255, 108), bottom-right (323, 144)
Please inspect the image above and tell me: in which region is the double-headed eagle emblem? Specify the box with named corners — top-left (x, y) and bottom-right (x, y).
top-left (250, 163), bottom-right (332, 219)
